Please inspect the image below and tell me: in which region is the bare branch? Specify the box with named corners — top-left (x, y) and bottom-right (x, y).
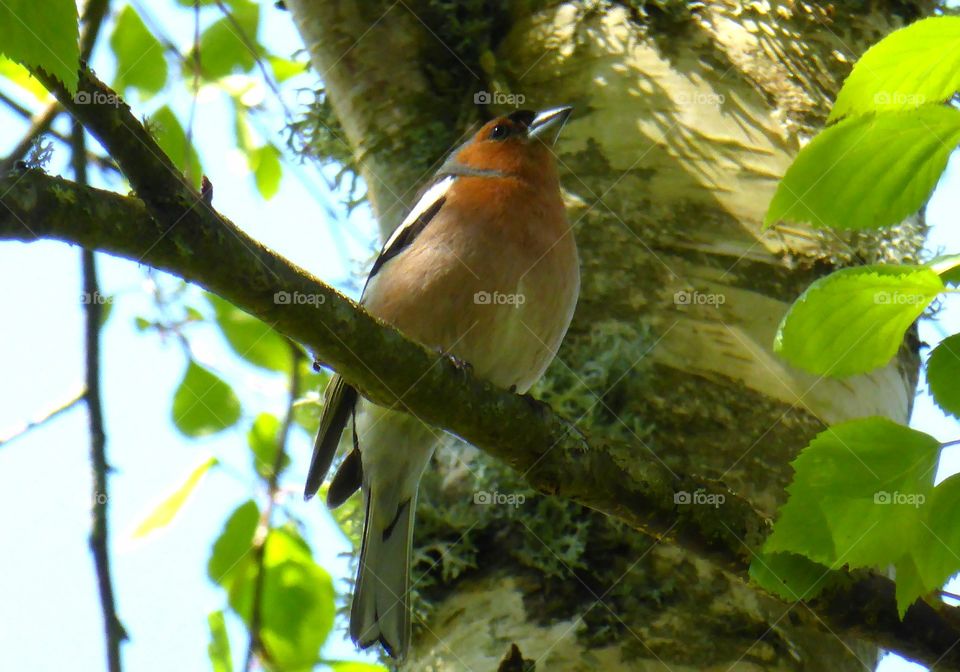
top-left (0, 386), bottom-right (86, 446)
top-left (74, 5), bottom-right (125, 669)
top-left (245, 344), bottom-right (303, 670)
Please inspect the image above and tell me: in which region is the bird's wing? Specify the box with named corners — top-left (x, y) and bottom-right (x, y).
top-left (306, 176), bottom-right (454, 501)
top-left (362, 175), bottom-right (453, 293)
top-left (303, 373), bottom-right (357, 499)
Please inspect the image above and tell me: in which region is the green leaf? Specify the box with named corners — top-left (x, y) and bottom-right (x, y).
top-left (327, 664), bottom-right (390, 672)
top-left (928, 254), bottom-right (960, 287)
top-left (765, 418), bottom-right (940, 571)
top-left (0, 56), bottom-right (52, 101)
top-left (134, 316), bottom-right (151, 332)
top-left (927, 334), bottom-right (960, 418)
top-left (206, 293), bottom-right (291, 372)
top-left (250, 145), bottom-right (282, 200)
top-left (775, 265), bottom-right (942, 377)
top-left (208, 500), bottom-right (259, 587)
top-left (886, 474), bottom-right (960, 616)
top-left (0, 0), bottom-right (79, 93)
top-left (194, 0), bottom-right (260, 80)
top-left (267, 56), bottom-right (306, 83)
top-left (749, 552), bottom-right (840, 602)
top-left (133, 456), bottom-right (217, 538)
top-left (764, 107), bottom-right (960, 230)
top-left (229, 528), bottom-right (335, 669)
top-left (99, 299), bottom-right (114, 328)
top-left (894, 552), bottom-right (928, 618)
top-left (207, 610), bottom-right (233, 672)
top-left (172, 360), bottom-right (242, 437)
top-left (232, 98), bottom-right (255, 151)
top-left (150, 106), bottom-right (202, 187)
top-left (248, 413), bottom-right (289, 481)
top-left (110, 6), bottom-right (167, 96)
top-left (829, 17), bottom-right (960, 121)
top-left (913, 474), bottom-right (960, 592)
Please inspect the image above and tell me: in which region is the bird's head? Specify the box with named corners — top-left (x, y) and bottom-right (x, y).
top-left (453, 106), bottom-right (572, 181)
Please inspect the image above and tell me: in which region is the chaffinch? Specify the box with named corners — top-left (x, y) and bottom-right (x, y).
top-left (304, 106), bottom-right (580, 660)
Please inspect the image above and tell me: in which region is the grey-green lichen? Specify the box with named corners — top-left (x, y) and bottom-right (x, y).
top-left (49, 184), bottom-right (77, 205)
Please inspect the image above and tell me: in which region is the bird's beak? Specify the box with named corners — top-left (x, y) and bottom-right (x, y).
top-left (527, 106), bottom-right (573, 145)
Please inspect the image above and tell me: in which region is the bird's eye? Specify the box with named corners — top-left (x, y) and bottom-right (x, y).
top-left (489, 123), bottom-right (510, 141)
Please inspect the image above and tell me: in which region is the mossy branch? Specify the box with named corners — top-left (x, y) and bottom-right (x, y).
top-left (1, 67), bottom-right (958, 668)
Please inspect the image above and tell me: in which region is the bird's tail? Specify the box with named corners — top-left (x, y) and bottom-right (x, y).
top-left (350, 490), bottom-right (416, 660)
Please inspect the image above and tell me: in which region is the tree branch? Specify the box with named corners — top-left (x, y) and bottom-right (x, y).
top-left (82, 240), bottom-right (126, 672)
top-left (1, 66), bottom-right (957, 667)
top-left (245, 344), bottom-right (303, 670)
top-left (73, 5), bottom-right (124, 669)
top-left (0, 386), bottom-right (85, 446)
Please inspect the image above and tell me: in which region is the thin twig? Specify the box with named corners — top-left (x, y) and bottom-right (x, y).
top-left (244, 343), bottom-right (303, 671)
top-left (73, 4), bottom-right (124, 669)
top-left (75, 122), bottom-right (126, 672)
top-left (0, 103), bottom-right (59, 172)
top-left (213, 0), bottom-right (338, 194)
top-left (79, 0), bottom-right (110, 62)
top-left (0, 91), bottom-right (118, 172)
top-left (184, 0), bottom-right (202, 174)
top-left (0, 387), bottom-right (86, 446)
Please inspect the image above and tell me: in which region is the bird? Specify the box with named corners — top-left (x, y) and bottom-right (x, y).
top-left (303, 106), bottom-right (580, 660)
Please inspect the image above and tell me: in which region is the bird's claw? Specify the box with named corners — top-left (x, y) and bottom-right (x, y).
top-left (438, 347), bottom-right (473, 375)
top-left (520, 392), bottom-right (552, 421)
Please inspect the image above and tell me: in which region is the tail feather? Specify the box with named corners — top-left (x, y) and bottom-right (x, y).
top-left (304, 376), bottom-right (356, 499)
top-left (326, 449), bottom-right (363, 509)
top-left (351, 493), bottom-right (415, 659)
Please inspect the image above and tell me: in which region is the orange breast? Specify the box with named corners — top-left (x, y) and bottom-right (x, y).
top-left (363, 175), bottom-right (579, 391)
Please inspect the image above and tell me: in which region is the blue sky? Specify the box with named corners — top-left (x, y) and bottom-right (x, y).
top-left (0, 3), bottom-right (957, 671)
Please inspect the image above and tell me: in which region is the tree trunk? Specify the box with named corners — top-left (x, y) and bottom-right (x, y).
top-left (287, 1), bottom-right (934, 669)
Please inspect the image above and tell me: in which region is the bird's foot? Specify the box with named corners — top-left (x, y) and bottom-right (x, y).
top-left (438, 347), bottom-right (474, 375)
top-left (520, 392), bottom-right (552, 421)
